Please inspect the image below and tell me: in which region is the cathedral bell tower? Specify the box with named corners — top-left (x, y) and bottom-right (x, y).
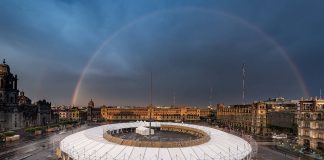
top-left (87, 99), bottom-right (94, 121)
top-left (0, 59), bottom-right (19, 104)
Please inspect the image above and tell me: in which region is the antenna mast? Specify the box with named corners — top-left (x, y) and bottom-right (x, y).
top-left (149, 72), bottom-right (152, 137)
top-left (242, 63), bottom-right (246, 104)
top-left (150, 72), bottom-right (153, 106)
top-left (173, 90), bottom-right (176, 107)
top-left (209, 88), bottom-right (213, 107)
top-left (320, 88), bottom-right (322, 99)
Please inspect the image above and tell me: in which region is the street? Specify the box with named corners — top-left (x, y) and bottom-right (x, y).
top-left (0, 125), bottom-right (92, 160)
top-left (256, 145), bottom-right (298, 160)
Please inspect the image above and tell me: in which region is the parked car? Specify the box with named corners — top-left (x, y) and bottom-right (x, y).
top-left (300, 147), bottom-right (313, 154)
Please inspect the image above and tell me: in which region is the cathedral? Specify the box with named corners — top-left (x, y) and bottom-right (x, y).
top-left (0, 59), bottom-right (53, 132)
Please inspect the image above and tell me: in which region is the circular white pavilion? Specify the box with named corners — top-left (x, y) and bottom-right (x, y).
top-left (59, 122), bottom-right (252, 160)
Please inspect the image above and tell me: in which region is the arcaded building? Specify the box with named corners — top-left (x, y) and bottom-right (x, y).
top-left (216, 102), bottom-right (268, 135)
top-left (100, 105), bottom-right (210, 122)
top-left (297, 99), bottom-right (324, 151)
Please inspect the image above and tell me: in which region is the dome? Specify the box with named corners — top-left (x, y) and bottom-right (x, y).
top-left (88, 99), bottom-right (94, 107)
top-left (0, 59), bottom-right (10, 74)
top-left (18, 91), bottom-right (32, 105)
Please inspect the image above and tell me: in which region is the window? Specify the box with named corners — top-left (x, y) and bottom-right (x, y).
top-left (319, 105), bottom-right (324, 110)
top-left (319, 133), bottom-right (324, 139)
top-left (305, 113), bottom-right (310, 119)
top-left (319, 124), bottom-right (324, 129)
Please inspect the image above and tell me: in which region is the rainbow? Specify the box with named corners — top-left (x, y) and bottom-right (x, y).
top-left (71, 7), bottom-right (309, 105)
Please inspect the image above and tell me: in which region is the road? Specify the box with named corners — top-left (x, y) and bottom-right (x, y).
top-left (256, 145), bottom-right (299, 160)
top-left (189, 122), bottom-right (305, 160)
top-left (0, 125), bottom-right (92, 160)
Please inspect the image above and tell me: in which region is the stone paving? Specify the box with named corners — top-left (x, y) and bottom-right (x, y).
top-left (115, 130), bottom-right (198, 141)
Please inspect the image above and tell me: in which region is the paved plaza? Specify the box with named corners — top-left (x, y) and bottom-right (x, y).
top-left (115, 130), bottom-right (198, 142)
top-left (0, 124), bottom-right (316, 160)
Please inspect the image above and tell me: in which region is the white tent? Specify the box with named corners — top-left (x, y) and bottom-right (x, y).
top-left (135, 126), bottom-right (154, 135)
top-left (60, 122), bottom-right (253, 160)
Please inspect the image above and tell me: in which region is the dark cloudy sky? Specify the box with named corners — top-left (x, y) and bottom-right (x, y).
top-left (0, 0), bottom-right (323, 106)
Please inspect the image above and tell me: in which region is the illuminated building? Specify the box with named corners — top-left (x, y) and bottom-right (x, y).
top-left (100, 105), bottom-right (210, 122)
top-left (297, 98), bottom-right (324, 151)
top-left (216, 102), bottom-right (268, 135)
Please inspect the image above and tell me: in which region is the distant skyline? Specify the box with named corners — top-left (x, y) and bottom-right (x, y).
top-left (1, 0), bottom-right (323, 106)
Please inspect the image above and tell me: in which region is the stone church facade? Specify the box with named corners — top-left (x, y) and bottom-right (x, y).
top-left (0, 59), bottom-right (53, 131)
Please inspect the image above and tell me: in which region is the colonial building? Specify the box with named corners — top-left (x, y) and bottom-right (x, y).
top-left (297, 98), bottom-right (324, 151)
top-left (100, 105), bottom-right (210, 122)
top-left (216, 102), bottom-right (268, 135)
top-left (265, 97), bottom-right (299, 111)
top-left (200, 108), bottom-right (210, 118)
top-left (57, 106), bottom-right (85, 122)
top-left (265, 97), bottom-right (299, 133)
top-left (0, 59), bottom-right (53, 131)
top-left (58, 110), bottom-right (69, 120)
top-left (216, 98), bottom-right (301, 135)
top-left (70, 107), bottom-right (80, 121)
top-left (36, 100), bottom-right (52, 126)
top-left (87, 99), bottom-right (102, 122)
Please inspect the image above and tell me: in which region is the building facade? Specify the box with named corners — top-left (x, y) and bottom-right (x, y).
top-left (216, 98), bottom-right (300, 135)
top-left (267, 111), bottom-right (296, 132)
top-left (37, 100), bottom-right (52, 126)
top-left (265, 97), bottom-right (298, 133)
top-left (297, 99), bottom-right (324, 151)
top-left (216, 102), bottom-right (268, 135)
top-left (57, 107), bottom-right (87, 122)
top-left (100, 105), bottom-right (210, 122)
top-left (0, 60), bottom-right (53, 131)
top-left (87, 99), bottom-right (101, 122)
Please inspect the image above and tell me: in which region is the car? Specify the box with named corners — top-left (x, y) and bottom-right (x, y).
top-left (300, 147), bottom-right (313, 154)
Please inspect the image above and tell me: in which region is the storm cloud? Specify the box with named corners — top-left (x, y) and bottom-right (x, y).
top-left (0, 0), bottom-right (323, 106)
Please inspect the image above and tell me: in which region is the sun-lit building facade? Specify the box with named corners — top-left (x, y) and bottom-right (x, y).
top-left (101, 105), bottom-right (210, 122)
top-left (57, 107), bottom-right (87, 122)
top-left (297, 98), bottom-right (324, 151)
top-left (216, 102), bottom-right (268, 135)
